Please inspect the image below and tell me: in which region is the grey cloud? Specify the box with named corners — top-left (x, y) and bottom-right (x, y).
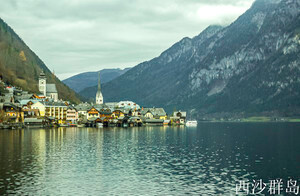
top-left (0, 0), bottom-right (255, 79)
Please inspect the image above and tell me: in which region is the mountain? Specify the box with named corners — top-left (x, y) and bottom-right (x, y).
top-left (81, 0), bottom-right (300, 118)
top-left (0, 18), bottom-right (80, 103)
top-left (63, 68), bottom-right (130, 93)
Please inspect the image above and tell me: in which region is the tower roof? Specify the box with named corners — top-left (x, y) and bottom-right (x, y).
top-left (39, 71), bottom-right (46, 78)
top-left (97, 71), bottom-right (101, 92)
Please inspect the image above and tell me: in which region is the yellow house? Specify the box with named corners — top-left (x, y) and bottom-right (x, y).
top-left (31, 101), bottom-right (46, 116)
top-left (0, 103), bottom-right (24, 123)
top-left (112, 110), bottom-right (125, 119)
top-left (87, 107), bottom-right (100, 120)
top-left (142, 108), bottom-right (167, 120)
top-left (144, 111), bottom-right (154, 119)
top-left (32, 101), bottom-right (68, 124)
top-left (44, 102), bottom-right (68, 124)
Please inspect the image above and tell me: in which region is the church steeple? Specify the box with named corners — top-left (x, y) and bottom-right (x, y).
top-left (39, 71), bottom-right (46, 96)
top-left (97, 72), bottom-right (101, 91)
top-left (95, 71), bottom-right (103, 104)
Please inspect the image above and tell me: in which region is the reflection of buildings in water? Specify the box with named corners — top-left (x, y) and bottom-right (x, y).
top-left (44, 128), bottom-right (105, 180)
top-left (32, 128), bottom-right (47, 167)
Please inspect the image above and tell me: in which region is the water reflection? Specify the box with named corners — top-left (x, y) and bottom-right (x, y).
top-left (0, 123), bottom-right (299, 195)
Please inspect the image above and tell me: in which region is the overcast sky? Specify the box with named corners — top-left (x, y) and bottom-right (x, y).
top-left (0, 0), bottom-right (255, 80)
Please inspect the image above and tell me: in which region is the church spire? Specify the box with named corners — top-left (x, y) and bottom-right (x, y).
top-left (98, 72), bottom-right (101, 91)
top-left (95, 71), bottom-right (103, 104)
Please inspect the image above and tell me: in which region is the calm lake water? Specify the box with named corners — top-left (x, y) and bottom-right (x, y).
top-left (0, 123), bottom-right (299, 195)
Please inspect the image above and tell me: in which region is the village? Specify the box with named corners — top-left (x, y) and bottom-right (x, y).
top-left (0, 72), bottom-right (187, 129)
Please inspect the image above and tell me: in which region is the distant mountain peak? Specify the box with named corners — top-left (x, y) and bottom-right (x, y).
top-left (80, 0), bottom-right (300, 117)
top-left (63, 68), bottom-right (131, 93)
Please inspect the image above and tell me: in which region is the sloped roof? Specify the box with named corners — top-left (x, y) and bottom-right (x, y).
top-left (141, 108), bottom-right (166, 116)
top-left (19, 99), bottom-right (39, 106)
top-left (75, 103), bottom-right (92, 111)
top-left (0, 102), bottom-right (21, 110)
top-left (43, 101), bottom-right (67, 107)
top-left (95, 104), bottom-right (110, 111)
top-left (46, 84), bottom-right (57, 93)
top-left (173, 111), bottom-right (187, 117)
top-left (67, 105), bottom-right (77, 111)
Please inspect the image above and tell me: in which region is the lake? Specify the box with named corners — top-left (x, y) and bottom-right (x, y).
top-left (0, 123), bottom-right (299, 195)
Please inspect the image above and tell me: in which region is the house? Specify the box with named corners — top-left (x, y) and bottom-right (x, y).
top-left (112, 109), bottom-right (125, 119)
top-left (99, 109), bottom-right (112, 119)
top-left (117, 101), bottom-right (140, 110)
top-left (142, 109), bottom-right (154, 119)
top-left (129, 117), bottom-right (143, 127)
top-left (0, 102), bottom-right (23, 123)
top-left (31, 101), bottom-right (46, 116)
top-left (95, 104), bottom-right (113, 119)
top-left (87, 107), bottom-right (100, 120)
top-left (19, 99), bottom-right (39, 108)
top-left (66, 106), bottom-right (78, 124)
top-left (22, 108), bottom-right (40, 118)
top-left (131, 109), bottom-right (142, 117)
top-left (19, 99), bottom-right (40, 118)
top-left (141, 108), bottom-right (167, 120)
top-left (117, 116), bottom-right (130, 127)
top-left (75, 102), bottom-right (92, 119)
top-left (171, 111), bottom-right (187, 124)
top-left (44, 101), bottom-right (68, 124)
top-left (24, 118), bottom-right (44, 127)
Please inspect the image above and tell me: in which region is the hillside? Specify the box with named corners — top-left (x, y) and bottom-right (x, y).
top-left (0, 18), bottom-right (80, 103)
top-left (81, 0), bottom-right (300, 118)
top-left (63, 68), bottom-right (130, 93)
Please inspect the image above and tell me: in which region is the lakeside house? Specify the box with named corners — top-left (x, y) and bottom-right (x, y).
top-left (66, 106), bottom-right (78, 124)
top-left (0, 102), bottom-right (23, 123)
top-left (170, 111), bottom-right (187, 125)
top-left (20, 100), bottom-right (40, 118)
top-left (141, 108), bottom-right (167, 120)
top-left (87, 107), bottom-right (100, 120)
top-left (31, 101), bottom-right (46, 116)
top-left (44, 101), bottom-right (68, 124)
top-left (75, 102), bottom-right (92, 118)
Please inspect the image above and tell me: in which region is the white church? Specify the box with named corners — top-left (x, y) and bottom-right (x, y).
top-left (96, 72), bottom-right (103, 104)
top-left (39, 71), bottom-right (58, 102)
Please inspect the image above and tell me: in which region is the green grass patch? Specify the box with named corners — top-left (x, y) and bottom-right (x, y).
top-left (241, 116), bottom-right (271, 122)
top-left (288, 119), bottom-right (300, 122)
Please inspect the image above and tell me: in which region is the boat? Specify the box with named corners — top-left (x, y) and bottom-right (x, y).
top-left (186, 120), bottom-right (198, 126)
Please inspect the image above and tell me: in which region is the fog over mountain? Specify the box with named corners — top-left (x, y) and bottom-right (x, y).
top-left (81, 0), bottom-right (300, 118)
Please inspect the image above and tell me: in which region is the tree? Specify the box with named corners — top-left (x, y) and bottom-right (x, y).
top-left (19, 50), bottom-right (26, 62)
top-left (0, 110), bottom-right (9, 123)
